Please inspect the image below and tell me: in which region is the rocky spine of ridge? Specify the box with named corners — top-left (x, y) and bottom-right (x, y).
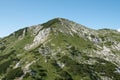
top-left (0, 18), bottom-right (120, 80)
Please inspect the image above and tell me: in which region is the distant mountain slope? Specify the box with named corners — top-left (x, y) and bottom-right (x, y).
top-left (0, 18), bottom-right (120, 80)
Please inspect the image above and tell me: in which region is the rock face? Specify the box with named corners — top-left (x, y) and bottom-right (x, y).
top-left (24, 28), bottom-right (50, 50)
top-left (0, 18), bottom-right (120, 80)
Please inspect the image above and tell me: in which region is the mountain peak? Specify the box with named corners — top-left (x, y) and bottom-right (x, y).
top-left (41, 17), bottom-right (67, 28)
top-left (0, 18), bottom-right (120, 80)
top-left (50, 17), bottom-right (69, 21)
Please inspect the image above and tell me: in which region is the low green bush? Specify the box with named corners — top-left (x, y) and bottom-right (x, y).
top-left (2, 67), bottom-right (24, 80)
top-left (0, 60), bottom-right (12, 74)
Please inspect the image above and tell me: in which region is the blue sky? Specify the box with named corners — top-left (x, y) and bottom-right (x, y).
top-left (0, 0), bottom-right (120, 37)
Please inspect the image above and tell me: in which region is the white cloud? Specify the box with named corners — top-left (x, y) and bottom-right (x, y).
top-left (117, 29), bottom-right (120, 32)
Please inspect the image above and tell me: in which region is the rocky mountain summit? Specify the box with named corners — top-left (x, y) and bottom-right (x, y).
top-left (0, 18), bottom-right (120, 80)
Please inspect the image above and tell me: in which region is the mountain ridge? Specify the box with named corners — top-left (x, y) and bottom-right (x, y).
top-left (0, 18), bottom-right (120, 80)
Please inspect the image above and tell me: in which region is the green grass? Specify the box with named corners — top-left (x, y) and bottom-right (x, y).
top-left (0, 19), bottom-right (120, 80)
top-left (0, 59), bottom-right (13, 75)
top-left (2, 67), bottom-right (24, 80)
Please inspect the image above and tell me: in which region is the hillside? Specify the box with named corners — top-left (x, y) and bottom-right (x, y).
top-left (0, 18), bottom-right (120, 80)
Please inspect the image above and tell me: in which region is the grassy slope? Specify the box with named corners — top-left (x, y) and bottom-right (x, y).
top-left (0, 19), bottom-right (120, 80)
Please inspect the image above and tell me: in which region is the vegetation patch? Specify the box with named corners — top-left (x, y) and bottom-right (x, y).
top-left (2, 67), bottom-right (23, 80)
top-left (0, 59), bottom-right (13, 75)
top-left (0, 50), bottom-right (16, 61)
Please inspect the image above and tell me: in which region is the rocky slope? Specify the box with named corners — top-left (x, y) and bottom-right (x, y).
top-left (0, 18), bottom-right (120, 80)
